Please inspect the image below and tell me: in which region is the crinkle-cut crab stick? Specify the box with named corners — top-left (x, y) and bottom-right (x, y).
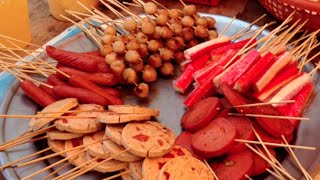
top-left (173, 55), bottom-right (210, 93)
top-left (214, 49), bottom-right (261, 88)
top-left (234, 52), bottom-right (276, 93)
top-left (183, 66), bottom-right (224, 108)
top-left (254, 63), bottom-right (299, 101)
top-left (184, 36), bottom-right (231, 60)
top-left (277, 82), bottom-right (314, 127)
top-left (210, 38), bottom-right (257, 55)
top-left (254, 51), bottom-right (293, 92)
top-left (267, 73), bottom-right (312, 105)
top-left (194, 49), bottom-right (239, 85)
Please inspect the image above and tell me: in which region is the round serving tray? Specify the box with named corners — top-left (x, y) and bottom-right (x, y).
top-left (0, 14), bottom-right (319, 179)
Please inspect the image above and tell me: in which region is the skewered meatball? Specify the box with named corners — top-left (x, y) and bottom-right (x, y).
top-left (206, 17), bottom-right (216, 29)
top-left (174, 51), bottom-right (185, 64)
top-left (169, 9), bottom-right (181, 19)
top-left (143, 65), bottom-right (157, 82)
top-left (123, 18), bottom-right (137, 32)
top-left (148, 40), bottom-right (163, 52)
top-left (166, 38), bottom-right (179, 51)
top-left (113, 41), bottom-right (126, 54)
top-left (148, 54), bottom-right (162, 68)
top-left (196, 17), bottom-right (208, 27)
top-left (123, 68), bottom-right (138, 84)
top-left (182, 27), bottom-right (194, 41)
top-left (187, 39), bottom-right (199, 48)
top-left (115, 35), bottom-right (129, 43)
top-left (127, 34), bottom-right (136, 41)
top-left (141, 21), bottom-right (156, 35)
top-left (130, 61), bottom-right (144, 72)
top-left (110, 60), bottom-right (125, 75)
top-left (125, 50), bottom-right (141, 64)
top-left (169, 23), bottom-right (182, 35)
top-left (144, 2), bottom-right (157, 15)
top-left (100, 44), bottom-right (113, 56)
top-left (104, 26), bottom-right (117, 36)
top-left (136, 32), bottom-right (148, 44)
top-left (101, 34), bottom-right (115, 45)
top-left (105, 52), bottom-right (118, 65)
top-left (208, 30), bottom-right (218, 40)
top-left (126, 40), bottom-right (140, 50)
top-left (181, 16), bottom-right (195, 27)
top-left (156, 14), bottom-right (169, 26)
top-left (160, 26), bottom-right (173, 39)
top-left (194, 25), bottom-right (208, 38)
top-left (183, 5), bottom-right (197, 16)
top-left (153, 26), bottom-right (162, 39)
top-left (160, 62), bottom-right (174, 76)
top-left (139, 43), bottom-right (149, 58)
top-left (134, 83), bottom-right (149, 98)
top-left (160, 48), bottom-right (174, 61)
top-left (157, 9), bottom-right (169, 16)
top-left (174, 36), bottom-right (185, 49)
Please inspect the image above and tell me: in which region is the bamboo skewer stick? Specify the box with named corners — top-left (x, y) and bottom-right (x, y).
top-left (15, 139), bottom-right (108, 168)
top-left (106, 0), bottom-right (141, 20)
top-left (0, 147), bottom-right (51, 170)
top-left (204, 160), bottom-right (219, 180)
top-left (245, 175), bottom-right (253, 180)
top-left (0, 135), bottom-right (49, 151)
top-left (222, 100), bottom-right (295, 109)
top-left (266, 168), bottom-right (283, 179)
top-left (37, 109), bottom-right (105, 114)
top-left (42, 161), bottom-right (72, 180)
top-left (235, 139), bottom-right (316, 150)
top-left (179, 0), bottom-right (187, 7)
top-left (21, 148), bottom-right (89, 180)
top-left (231, 14), bottom-right (267, 39)
top-left (66, 149), bottom-right (130, 179)
top-left (281, 135), bottom-right (313, 180)
top-left (219, 16), bottom-right (236, 37)
top-left (0, 34), bottom-right (43, 49)
top-left (123, 1), bottom-right (143, 8)
top-left (0, 47), bottom-right (42, 53)
top-left (0, 65), bottom-right (24, 82)
top-left (228, 113), bottom-right (310, 120)
top-left (0, 114), bottom-right (98, 119)
top-left (102, 170), bottom-right (132, 180)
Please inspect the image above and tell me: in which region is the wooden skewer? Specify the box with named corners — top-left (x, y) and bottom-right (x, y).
top-left (151, 0), bottom-right (168, 10)
top-left (246, 143), bottom-right (295, 180)
top-left (222, 100), bottom-right (295, 109)
top-left (54, 156), bottom-right (99, 180)
top-left (42, 161), bottom-right (72, 180)
top-left (37, 109), bottom-right (105, 114)
top-left (0, 65), bottom-right (23, 82)
top-left (204, 160), bottom-right (219, 180)
top-left (21, 147), bottom-right (89, 180)
top-left (281, 135), bottom-right (313, 180)
top-left (0, 34), bottom-right (43, 49)
top-left (235, 139), bottom-right (316, 150)
top-left (219, 16), bottom-right (236, 37)
top-left (266, 168), bottom-right (283, 179)
top-left (99, 0), bottom-right (126, 19)
top-left (66, 148), bottom-right (130, 179)
top-left (179, 0), bottom-right (187, 7)
top-left (0, 47), bottom-right (42, 53)
top-left (15, 138), bottom-right (108, 168)
top-left (0, 135), bottom-right (49, 151)
top-left (289, 30), bottom-right (310, 47)
top-left (123, 1), bottom-right (143, 8)
top-left (245, 174), bottom-right (253, 180)
top-left (0, 147), bottom-right (51, 170)
top-left (0, 114), bottom-right (98, 119)
top-left (102, 170), bottom-right (132, 180)
top-left (107, 0), bottom-right (142, 20)
top-left (231, 14), bottom-right (267, 39)
top-left (228, 113), bottom-right (310, 120)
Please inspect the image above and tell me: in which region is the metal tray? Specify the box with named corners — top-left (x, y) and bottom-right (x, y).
top-left (0, 14), bottom-right (319, 179)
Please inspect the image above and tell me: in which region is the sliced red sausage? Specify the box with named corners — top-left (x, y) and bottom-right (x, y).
top-left (217, 98), bottom-right (233, 118)
top-left (103, 87), bottom-right (121, 97)
top-left (47, 74), bottom-right (68, 86)
top-left (46, 45), bottom-right (99, 73)
top-left (220, 83), bottom-right (294, 137)
top-left (227, 116), bottom-right (255, 154)
top-left (68, 74), bottom-right (124, 105)
top-left (210, 149), bottom-right (253, 180)
top-left (250, 148), bottom-right (276, 176)
top-left (191, 117), bottom-right (237, 158)
top-left (20, 80), bottom-right (56, 107)
top-left (57, 67), bottom-right (118, 86)
top-left (53, 85), bottom-right (109, 106)
top-left (39, 81), bottom-right (58, 100)
top-left (181, 97), bottom-right (221, 132)
top-left (81, 50), bottom-right (102, 57)
top-left (175, 131), bottom-right (202, 159)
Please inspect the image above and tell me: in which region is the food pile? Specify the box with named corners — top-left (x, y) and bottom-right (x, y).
top-left (30, 99), bottom-right (214, 179)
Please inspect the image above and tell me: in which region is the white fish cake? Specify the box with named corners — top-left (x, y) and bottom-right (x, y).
top-left (129, 160), bottom-right (143, 180)
top-left (55, 104), bottom-right (105, 134)
top-left (108, 105), bottom-right (160, 116)
top-left (64, 138), bottom-right (88, 168)
top-left (47, 138), bottom-right (66, 157)
top-left (104, 124), bottom-right (125, 145)
top-left (83, 130), bottom-right (109, 158)
top-left (142, 146), bottom-right (192, 180)
top-left (121, 121), bottom-right (175, 157)
top-left (30, 98), bottom-right (78, 131)
top-left (47, 130), bottom-right (84, 140)
top-left (103, 139), bottom-right (143, 162)
top-left (98, 112), bottom-right (151, 124)
top-left (158, 156), bottom-right (214, 180)
top-left (85, 151), bottom-right (128, 173)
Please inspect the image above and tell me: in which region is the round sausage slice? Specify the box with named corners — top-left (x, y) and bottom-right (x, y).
top-left (210, 149), bottom-right (253, 180)
top-left (181, 97), bottom-right (221, 132)
top-left (191, 117), bottom-right (237, 158)
top-left (174, 131), bottom-right (202, 159)
top-left (250, 148), bottom-right (276, 176)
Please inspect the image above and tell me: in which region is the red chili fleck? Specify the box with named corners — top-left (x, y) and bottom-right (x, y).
top-left (164, 171), bottom-right (170, 180)
top-left (132, 134), bottom-right (149, 142)
top-left (158, 139), bottom-right (164, 146)
top-left (192, 167), bottom-right (195, 171)
top-left (158, 162), bottom-right (166, 169)
top-left (62, 119), bottom-right (68, 123)
top-left (173, 148), bottom-right (185, 156)
top-left (71, 139), bottom-right (81, 147)
top-left (163, 152), bottom-right (175, 158)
